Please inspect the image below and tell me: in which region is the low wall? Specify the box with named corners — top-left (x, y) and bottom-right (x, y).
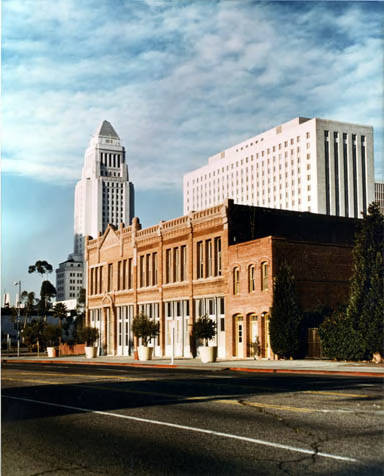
top-left (59, 343), bottom-right (85, 356)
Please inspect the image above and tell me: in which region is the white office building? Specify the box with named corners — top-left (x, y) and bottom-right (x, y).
top-left (56, 258), bottom-right (84, 301)
top-left (56, 120), bottom-right (135, 300)
top-left (375, 182), bottom-right (384, 214)
top-left (73, 120), bottom-right (135, 258)
top-left (184, 117), bottom-right (374, 219)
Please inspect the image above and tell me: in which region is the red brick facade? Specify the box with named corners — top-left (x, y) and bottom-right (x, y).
top-left (85, 200), bottom-right (354, 359)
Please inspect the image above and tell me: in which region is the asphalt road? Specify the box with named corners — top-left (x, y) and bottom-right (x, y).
top-left (2, 362), bottom-right (383, 475)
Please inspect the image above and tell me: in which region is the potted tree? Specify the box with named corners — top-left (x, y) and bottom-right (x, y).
top-left (132, 313), bottom-right (160, 361)
top-left (79, 326), bottom-right (100, 358)
top-left (193, 315), bottom-right (217, 363)
top-left (43, 324), bottom-right (61, 358)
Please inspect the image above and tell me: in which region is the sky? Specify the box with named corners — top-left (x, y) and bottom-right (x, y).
top-left (2, 0), bottom-right (383, 301)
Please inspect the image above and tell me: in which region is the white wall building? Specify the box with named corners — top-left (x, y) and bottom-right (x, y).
top-left (375, 182), bottom-right (384, 214)
top-left (56, 120), bottom-right (135, 301)
top-left (73, 120), bottom-right (135, 258)
top-left (183, 117), bottom-right (374, 219)
top-left (56, 258), bottom-right (84, 301)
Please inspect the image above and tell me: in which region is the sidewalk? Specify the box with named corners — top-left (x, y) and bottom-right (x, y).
top-left (2, 353), bottom-right (384, 377)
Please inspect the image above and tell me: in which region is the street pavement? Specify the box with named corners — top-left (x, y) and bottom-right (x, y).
top-left (2, 352), bottom-right (384, 376)
top-left (2, 360), bottom-right (383, 475)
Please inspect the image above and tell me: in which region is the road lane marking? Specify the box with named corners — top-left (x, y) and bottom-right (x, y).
top-left (2, 395), bottom-right (359, 463)
top-left (4, 371), bottom-right (145, 381)
top-left (216, 399), bottom-right (359, 414)
top-left (303, 391), bottom-right (371, 398)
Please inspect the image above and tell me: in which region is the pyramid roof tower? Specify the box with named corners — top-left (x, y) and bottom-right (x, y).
top-left (95, 120), bottom-right (120, 139)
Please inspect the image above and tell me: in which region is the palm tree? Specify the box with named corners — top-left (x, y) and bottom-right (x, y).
top-left (20, 291), bottom-right (36, 328)
top-left (52, 302), bottom-right (68, 329)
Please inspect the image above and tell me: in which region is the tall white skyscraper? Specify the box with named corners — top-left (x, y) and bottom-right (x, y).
top-left (56, 120), bottom-right (134, 301)
top-left (73, 120), bottom-right (135, 258)
top-left (183, 117), bottom-right (374, 219)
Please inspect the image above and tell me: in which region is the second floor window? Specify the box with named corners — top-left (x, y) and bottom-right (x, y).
top-left (249, 265), bottom-right (255, 292)
top-left (214, 237), bottom-right (222, 276)
top-left (197, 241), bottom-right (204, 279)
top-left (180, 245), bottom-right (187, 281)
top-left (152, 253), bottom-right (158, 286)
top-left (166, 249), bottom-right (171, 284)
top-left (206, 239), bottom-right (212, 277)
top-left (233, 267), bottom-right (240, 295)
top-left (107, 263), bottom-right (113, 292)
top-left (261, 262), bottom-right (269, 290)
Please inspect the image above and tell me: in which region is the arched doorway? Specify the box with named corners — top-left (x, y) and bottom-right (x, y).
top-left (101, 294), bottom-right (114, 356)
top-left (248, 314), bottom-right (259, 358)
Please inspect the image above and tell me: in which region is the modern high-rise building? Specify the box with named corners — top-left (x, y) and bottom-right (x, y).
top-left (375, 182), bottom-right (384, 214)
top-left (183, 117), bottom-right (374, 219)
top-left (56, 120), bottom-right (135, 301)
top-left (56, 258), bottom-right (84, 301)
top-left (73, 120), bottom-right (135, 258)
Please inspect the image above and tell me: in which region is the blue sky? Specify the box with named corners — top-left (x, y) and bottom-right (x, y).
top-left (2, 0), bottom-right (383, 301)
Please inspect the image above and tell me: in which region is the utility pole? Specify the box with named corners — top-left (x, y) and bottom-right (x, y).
top-left (14, 281), bottom-right (21, 357)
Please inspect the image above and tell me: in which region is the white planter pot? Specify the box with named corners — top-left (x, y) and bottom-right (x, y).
top-left (85, 346), bottom-right (97, 358)
top-left (199, 346), bottom-right (217, 363)
top-left (47, 347), bottom-right (57, 358)
top-left (138, 346), bottom-right (153, 361)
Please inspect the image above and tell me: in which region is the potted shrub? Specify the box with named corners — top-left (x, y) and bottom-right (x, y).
top-left (43, 324), bottom-right (61, 358)
top-left (132, 313), bottom-right (160, 361)
top-left (193, 315), bottom-right (217, 363)
top-left (78, 326), bottom-right (99, 358)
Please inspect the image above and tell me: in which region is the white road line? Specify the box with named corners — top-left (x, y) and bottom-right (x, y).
top-left (3, 395), bottom-right (358, 463)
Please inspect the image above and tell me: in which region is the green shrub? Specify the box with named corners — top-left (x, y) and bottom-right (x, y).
top-left (319, 310), bottom-right (366, 361)
top-left (22, 319), bottom-right (47, 350)
top-left (320, 203), bottom-right (384, 361)
top-left (78, 326), bottom-right (99, 346)
top-left (192, 315), bottom-right (216, 346)
top-left (132, 313), bottom-right (159, 346)
top-left (270, 262), bottom-right (303, 359)
top-left (42, 324), bottom-right (61, 347)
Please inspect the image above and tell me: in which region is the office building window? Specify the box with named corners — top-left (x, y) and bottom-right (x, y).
top-left (343, 133), bottom-right (349, 217)
top-left (334, 131), bottom-right (340, 215)
top-left (324, 131), bottom-right (330, 215)
top-left (361, 135), bottom-right (367, 214)
top-left (352, 134), bottom-right (358, 217)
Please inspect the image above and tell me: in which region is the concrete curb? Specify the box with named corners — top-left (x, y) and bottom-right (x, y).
top-left (2, 358), bottom-right (384, 378)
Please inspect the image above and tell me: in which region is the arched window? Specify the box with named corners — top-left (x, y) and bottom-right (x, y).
top-left (248, 265), bottom-right (255, 292)
top-left (233, 267), bottom-right (240, 295)
top-left (261, 262), bottom-right (269, 290)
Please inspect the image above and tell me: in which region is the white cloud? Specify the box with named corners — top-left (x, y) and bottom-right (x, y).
top-left (3, 0), bottom-right (383, 189)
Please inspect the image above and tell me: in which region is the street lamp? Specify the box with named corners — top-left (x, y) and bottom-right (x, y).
top-left (14, 281), bottom-right (21, 357)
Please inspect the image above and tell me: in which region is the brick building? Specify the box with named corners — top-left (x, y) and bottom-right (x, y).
top-left (85, 200), bottom-right (357, 359)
